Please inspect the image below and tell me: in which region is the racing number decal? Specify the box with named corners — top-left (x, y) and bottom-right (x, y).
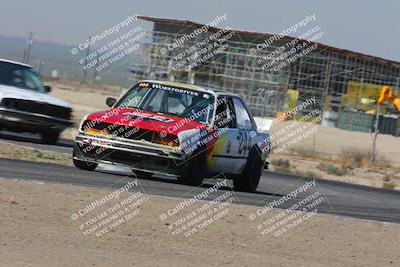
top-left (237, 131), bottom-right (252, 154)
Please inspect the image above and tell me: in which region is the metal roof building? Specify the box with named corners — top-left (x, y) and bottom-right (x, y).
top-left (130, 16), bottom-right (400, 118)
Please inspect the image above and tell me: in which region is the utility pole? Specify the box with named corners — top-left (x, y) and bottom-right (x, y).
top-left (22, 48), bottom-right (26, 63)
top-left (25, 32), bottom-right (34, 64)
top-left (93, 52), bottom-right (99, 82)
top-left (37, 60), bottom-right (42, 77)
top-left (83, 36), bottom-right (91, 83)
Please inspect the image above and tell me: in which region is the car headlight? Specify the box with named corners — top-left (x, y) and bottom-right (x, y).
top-left (153, 134), bottom-right (179, 147)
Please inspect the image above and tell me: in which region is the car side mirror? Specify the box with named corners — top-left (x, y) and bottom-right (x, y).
top-left (44, 85), bottom-right (51, 93)
top-left (106, 97), bottom-right (117, 107)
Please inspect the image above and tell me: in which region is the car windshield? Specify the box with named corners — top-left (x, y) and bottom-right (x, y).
top-left (116, 82), bottom-right (215, 125)
top-left (0, 62), bottom-right (46, 93)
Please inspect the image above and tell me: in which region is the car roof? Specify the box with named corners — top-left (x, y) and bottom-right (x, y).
top-left (0, 58), bottom-right (33, 68)
top-left (139, 80), bottom-right (238, 98)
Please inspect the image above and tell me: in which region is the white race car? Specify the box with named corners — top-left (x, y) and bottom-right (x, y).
top-left (74, 81), bottom-right (270, 192)
top-left (0, 59), bottom-right (73, 144)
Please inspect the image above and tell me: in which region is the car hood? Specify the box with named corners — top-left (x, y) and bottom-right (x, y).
top-left (0, 84), bottom-right (72, 108)
top-left (86, 108), bottom-right (207, 135)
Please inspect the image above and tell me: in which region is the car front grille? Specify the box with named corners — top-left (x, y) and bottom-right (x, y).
top-left (81, 120), bottom-right (178, 144)
top-left (0, 98), bottom-right (72, 120)
top-left (81, 120), bottom-right (155, 142)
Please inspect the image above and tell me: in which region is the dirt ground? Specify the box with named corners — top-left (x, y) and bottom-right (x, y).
top-left (268, 155), bottom-right (400, 190)
top-left (0, 178), bottom-right (399, 267)
top-left (0, 141), bottom-right (72, 166)
top-left (269, 121), bottom-right (400, 166)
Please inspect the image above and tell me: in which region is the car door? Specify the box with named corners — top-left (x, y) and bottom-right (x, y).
top-left (208, 96), bottom-right (247, 174)
top-left (231, 97), bottom-right (257, 168)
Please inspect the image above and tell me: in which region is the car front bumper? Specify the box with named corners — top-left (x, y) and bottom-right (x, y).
top-left (0, 107), bottom-right (73, 130)
top-left (74, 133), bottom-right (187, 176)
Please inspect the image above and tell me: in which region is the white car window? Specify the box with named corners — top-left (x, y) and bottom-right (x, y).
top-left (215, 96), bottom-right (236, 128)
top-left (233, 98), bottom-right (253, 130)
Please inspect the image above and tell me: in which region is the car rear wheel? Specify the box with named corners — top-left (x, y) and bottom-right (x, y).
top-left (41, 130), bottom-right (60, 145)
top-left (234, 147), bottom-right (263, 193)
top-left (72, 146), bottom-right (98, 171)
top-left (178, 149), bottom-right (206, 186)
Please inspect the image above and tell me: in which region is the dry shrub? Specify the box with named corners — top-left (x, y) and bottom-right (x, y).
top-left (318, 163), bottom-right (348, 176)
top-left (382, 182), bottom-right (396, 190)
top-left (270, 158), bottom-right (290, 168)
top-left (303, 171), bottom-right (320, 179)
top-left (288, 147), bottom-right (316, 158)
top-left (341, 148), bottom-right (371, 167)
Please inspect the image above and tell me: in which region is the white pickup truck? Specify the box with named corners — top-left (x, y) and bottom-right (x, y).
top-left (0, 59), bottom-right (73, 144)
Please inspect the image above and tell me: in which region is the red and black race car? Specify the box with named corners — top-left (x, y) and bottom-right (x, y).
top-left (73, 81), bottom-right (270, 192)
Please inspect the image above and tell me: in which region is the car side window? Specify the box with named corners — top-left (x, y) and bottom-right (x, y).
top-left (232, 98), bottom-right (253, 130)
top-left (215, 96), bottom-right (236, 128)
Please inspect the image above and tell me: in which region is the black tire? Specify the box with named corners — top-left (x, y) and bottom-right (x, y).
top-left (134, 170), bottom-right (152, 178)
top-left (177, 149), bottom-right (206, 186)
top-left (72, 146), bottom-right (98, 171)
top-left (234, 147), bottom-right (263, 193)
top-left (41, 130), bottom-right (60, 145)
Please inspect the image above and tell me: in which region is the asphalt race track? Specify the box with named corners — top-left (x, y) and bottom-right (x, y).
top-left (0, 132), bottom-right (400, 223)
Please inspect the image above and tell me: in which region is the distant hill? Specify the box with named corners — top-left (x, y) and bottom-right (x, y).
top-left (0, 35), bottom-right (136, 86)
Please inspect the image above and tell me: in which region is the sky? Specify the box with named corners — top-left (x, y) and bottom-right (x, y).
top-left (1, 0), bottom-right (399, 62)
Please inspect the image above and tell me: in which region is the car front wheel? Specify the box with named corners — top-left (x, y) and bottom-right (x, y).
top-left (177, 149), bottom-right (206, 186)
top-left (234, 147), bottom-right (263, 193)
top-left (72, 146), bottom-right (98, 171)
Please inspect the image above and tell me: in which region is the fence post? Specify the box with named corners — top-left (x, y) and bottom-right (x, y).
top-left (370, 104), bottom-right (381, 163)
